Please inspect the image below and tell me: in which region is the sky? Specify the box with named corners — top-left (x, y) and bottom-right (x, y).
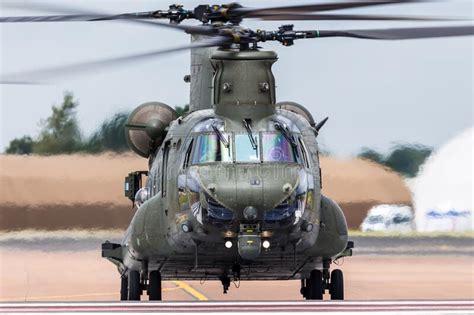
top-left (0, 0), bottom-right (473, 157)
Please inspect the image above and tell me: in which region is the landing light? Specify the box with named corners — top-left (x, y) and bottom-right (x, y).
top-left (262, 240), bottom-right (271, 249)
top-left (181, 223), bottom-right (192, 233)
top-left (225, 240), bottom-right (233, 249)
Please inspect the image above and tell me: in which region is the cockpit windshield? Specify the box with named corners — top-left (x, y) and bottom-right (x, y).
top-left (235, 134), bottom-right (260, 162)
top-left (192, 133), bottom-right (232, 164)
top-left (262, 132), bottom-right (297, 162)
top-left (191, 131), bottom-right (301, 164)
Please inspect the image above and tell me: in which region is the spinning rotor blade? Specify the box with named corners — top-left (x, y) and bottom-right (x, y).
top-left (256, 13), bottom-right (458, 21)
top-left (0, 13), bottom-right (215, 35)
top-left (0, 13), bottom-right (151, 23)
top-left (233, 0), bottom-right (423, 17)
top-left (0, 36), bottom-right (229, 84)
top-left (0, 2), bottom-right (214, 36)
top-left (2, 1), bottom-right (434, 25)
top-left (257, 24), bottom-right (473, 45)
top-left (317, 25), bottom-right (474, 39)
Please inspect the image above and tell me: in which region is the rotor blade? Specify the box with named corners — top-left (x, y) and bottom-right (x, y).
top-left (233, 0), bottom-right (424, 16)
top-left (255, 12), bottom-right (461, 21)
top-left (0, 36), bottom-right (229, 84)
top-left (317, 25), bottom-right (474, 39)
top-left (0, 12), bottom-right (153, 23)
top-left (1, 2), bottom-right (161, 23)
top-left (0, 13), bottom-right (216, 35)
top-left (0, 2), bottom-right (215, 36)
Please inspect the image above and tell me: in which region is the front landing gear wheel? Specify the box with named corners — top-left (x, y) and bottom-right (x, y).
top-left (120, 276), bottom-right (128, 301)
top-left (330, 269), bottom-right (344, 300)
top-left (128, 270), bottom-right (141, 301)
top-left (308, 270), bottom-right (323, 300)
top-left (149, 270), bottom-right (162, 301)
top-left (300, 279), bottom-right (307, 299)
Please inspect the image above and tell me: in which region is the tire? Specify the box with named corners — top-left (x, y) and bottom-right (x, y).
top-left (120, 276), bottom-right (128, 301)
top-left (309, 270), bottom-right (323, 300)
top-left (303, 278), bottom-right (311, 300)
top-left (128, 270), bottom-right (141, 301)
top-left (330, 269), bottom-right (344, 300)
top-left (149, 270), bottom-right (162, 301)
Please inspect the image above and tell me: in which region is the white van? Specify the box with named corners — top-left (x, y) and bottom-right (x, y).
top-left (360, 204), bottom-right (415, 232)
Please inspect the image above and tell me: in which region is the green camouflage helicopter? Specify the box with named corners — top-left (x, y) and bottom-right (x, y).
top-left (1, 0), bottom-right (473, 302)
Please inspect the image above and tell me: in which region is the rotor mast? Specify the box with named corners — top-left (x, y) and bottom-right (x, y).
top-left (211, 49), bottom-right (278, 123)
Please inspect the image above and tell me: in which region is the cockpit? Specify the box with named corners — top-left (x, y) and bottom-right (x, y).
top-left (191, 132), bottom-right (302, 165)
top-left (178, 117), bottom-right (313, 228)
top-left (185, 116), bottom-right (309, 166)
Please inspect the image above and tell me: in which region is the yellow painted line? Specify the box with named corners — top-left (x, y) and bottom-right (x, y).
top-left (172, 281), bottom-right (209, 301)
top-left (0, 287), bottom-right (180, 302)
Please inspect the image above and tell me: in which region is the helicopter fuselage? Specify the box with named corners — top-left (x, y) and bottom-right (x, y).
top-left (105, 49), bottom-right (349, 282)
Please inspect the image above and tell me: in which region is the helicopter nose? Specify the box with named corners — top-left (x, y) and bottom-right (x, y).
top-left (197, 163), bottom-right (301, 220)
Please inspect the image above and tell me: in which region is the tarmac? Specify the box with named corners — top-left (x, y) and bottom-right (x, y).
top-left (0, 234), bottom-right (472, 302)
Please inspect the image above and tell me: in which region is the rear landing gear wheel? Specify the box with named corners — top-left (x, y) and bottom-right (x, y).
top-left (330, 269), bottom-right (344, 300)
top-left (128, 270), bottom-right (141, 301)
top-left (308, 269), bottom-right (323, 300)
top-left (120, 276), bottom-right (128, 301)
top-left (148, 270), bottom-right (162, 301)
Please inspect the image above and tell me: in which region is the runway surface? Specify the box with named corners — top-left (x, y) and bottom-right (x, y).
top-left (0, 301), bottom-right (473, 313)
top-left (1, 233), bottom-right (473, 302)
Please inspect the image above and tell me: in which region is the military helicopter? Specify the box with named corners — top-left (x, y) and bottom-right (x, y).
top-left (1, 0), bottom-right (473, 302)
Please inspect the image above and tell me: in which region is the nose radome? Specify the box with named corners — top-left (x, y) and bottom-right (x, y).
top-left (197, 164), bottom-right (301, 216)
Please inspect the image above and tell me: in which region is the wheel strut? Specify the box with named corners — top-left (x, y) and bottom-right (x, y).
top-left (300, 279), bottom-right (307, 299)
top-left (323, 258), bottom-right (331, 291)
top-left (220, 275), bottom-right (231, 294)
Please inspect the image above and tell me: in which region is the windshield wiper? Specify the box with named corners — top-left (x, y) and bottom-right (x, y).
top-left (273, 120), bottom-right (298, 148)
top-left (242, 119), bottom-right (258, 151)
top-left (211, 121), bottom-right (229, 148)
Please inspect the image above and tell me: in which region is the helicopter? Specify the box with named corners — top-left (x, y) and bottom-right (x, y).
top-left (1, 0), bottom-right (473, 302)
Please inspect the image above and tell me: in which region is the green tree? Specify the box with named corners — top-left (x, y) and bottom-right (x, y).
top-left (358, 147), bottom-right (385, 165)
top-left (85, 112), bottom-right (130, 153)
top-left (5, 136), bottom-right (34, 154)
top-left (384, 144), bottom-right (432, 178)
top-left (33, 92), bottom-right (82, 154)
top-left (357, 144), bottom-right (432, 178)
top-left (175, 104), bottom-right (189, 117)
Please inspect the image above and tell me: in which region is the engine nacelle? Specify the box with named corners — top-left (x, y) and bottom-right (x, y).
top-left (125, 102), bottom-right (177, 158)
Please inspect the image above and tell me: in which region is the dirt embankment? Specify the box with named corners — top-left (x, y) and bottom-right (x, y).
top-left (320, 157), bottom-right (412, 228)
top-left (0, 154), bottom-right (411, 230)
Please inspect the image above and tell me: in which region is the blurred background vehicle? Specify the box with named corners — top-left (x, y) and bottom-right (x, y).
top-left (360, 204), bottom-right (414, 233)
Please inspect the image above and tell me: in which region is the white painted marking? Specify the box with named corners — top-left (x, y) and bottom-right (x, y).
top-left (0, 300), bottom-right (472, 314)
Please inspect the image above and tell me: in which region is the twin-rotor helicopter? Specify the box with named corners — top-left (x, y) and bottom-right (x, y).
top-left (1, 0), bottom-right (473, 301)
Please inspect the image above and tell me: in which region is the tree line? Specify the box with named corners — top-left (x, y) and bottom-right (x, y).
top-left (5, 92), bottom-right (189, 155)
top-left (5, 93), bottom-right (430, 177)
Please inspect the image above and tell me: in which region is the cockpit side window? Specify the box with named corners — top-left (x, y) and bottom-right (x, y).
top-left (183, 139), bottom-right (194, 169)
top-left (298, 137), bottom-right (310, 168)
top-left (161, 141), bottom-right (170, 198)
